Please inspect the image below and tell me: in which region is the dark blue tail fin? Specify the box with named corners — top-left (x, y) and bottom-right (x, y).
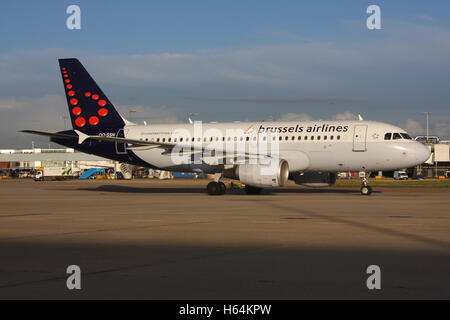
top-left (58, 58), bottom-right (125, 134)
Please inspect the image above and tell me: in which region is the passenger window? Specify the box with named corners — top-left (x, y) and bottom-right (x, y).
top-left (311, 136), bottom-right (314, 141)
top-left (337, 135), bottom-right (341, 140)
top-left (156, 138), bottom-right (160, 142)
top-left (291, 136), bottom-right (295, 140)
top-left (304, 136), bottom-right (308, 141)
top-left (180, 138), bottom-right (183, 142)
top-left (384, 133), bottom-right (392, 140)
top-left (246, 137), bottom-right (250, 141)
top-left (162, 138), bottom-right (166, 142)
top-left (393, 133), bottom-right (402, 140)
top-left (279, 136), bottom-right (283, 141)
top-left (263, 136), bottom-right (267, 141)
top-left (168, 138), bottom-right (171, 142)
top-left (317, 136), bottom-right (321, 140)
top-left (330, 136), bottom-right (334, 140)
top-left (298, 136), bottom-right (301, 140)
top-left (324, 136), bottom-right (327, 140)
top-left (285, 136), bottom-right (289, 141)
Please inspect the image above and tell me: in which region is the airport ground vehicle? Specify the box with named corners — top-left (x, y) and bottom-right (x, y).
top-left (34, 167), bottom-right (71, 181)
top-left (79, 168), bottom-right (105, 179)
top-left (394, 171), bottom-right (409, 180)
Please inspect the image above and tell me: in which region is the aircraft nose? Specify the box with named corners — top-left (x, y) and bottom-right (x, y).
top-left (410, 142), bottom-right (431, 165)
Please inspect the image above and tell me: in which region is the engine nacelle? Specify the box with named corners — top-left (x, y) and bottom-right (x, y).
top-left (224, 159), bottom-right (290, 188)
top-left (292, 172), bottom-right (336, 187)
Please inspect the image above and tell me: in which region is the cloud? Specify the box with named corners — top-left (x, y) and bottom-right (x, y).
top-left (332, 111), bottom-right (358, 121)
top-left (116, 105), bottom-right (183, 124)
top-left (1, 19), bottom-right (450, 144)
top-left (403, 119), bottom-right (425, 136)
top-left (414, 14), bottom-right (436, 22)
top-left (0, 94), bottom-right (184, 148)
top-left (185, 97), bottom-right (367, 104)
top-left (433, 122), bottom-right (450, 139)
top-left (278, 111), bottom-right (358, 122)
top-left (401, 119), bottom-right (450, 139)
top-left (278, 113), bottom-right (313, 122)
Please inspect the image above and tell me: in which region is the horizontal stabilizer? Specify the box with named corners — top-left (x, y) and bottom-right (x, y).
top-left (20, 130), bottom-right (78, 140)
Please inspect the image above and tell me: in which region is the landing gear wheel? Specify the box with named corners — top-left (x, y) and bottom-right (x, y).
top-left (207, 182), bottom-right (220, 195)
top-left (207, 181), bottom-right (226, 195)
top-left (218, 182), bottom-right (226, 195)
top-left (244, 185), bottom-right (263, 195)
top-left (360, 185), bottom-right (372, 196)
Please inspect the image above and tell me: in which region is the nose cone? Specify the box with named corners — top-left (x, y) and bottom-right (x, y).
top-left (410, 142), bottom-right (431, 165)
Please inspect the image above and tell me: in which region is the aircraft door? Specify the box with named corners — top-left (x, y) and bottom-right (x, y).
top-left (353, 125), bottom-right (367, 152)
top-left (116, 128), bottom-right (128, 154)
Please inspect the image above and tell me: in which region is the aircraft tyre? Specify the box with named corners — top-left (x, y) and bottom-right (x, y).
top-left (360, 185), bottom-right (372, 196)
top-left (207, 181), bottom-right (226, 195)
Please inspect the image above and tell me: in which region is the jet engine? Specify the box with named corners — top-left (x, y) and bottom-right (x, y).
top-left (223, 158), bottom-right (289, 188)
top-left (291, 172), bottom-right (337, 187)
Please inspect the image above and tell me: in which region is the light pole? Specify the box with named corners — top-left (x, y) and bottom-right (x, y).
top-left (422, 112), bottom-right (432, 141)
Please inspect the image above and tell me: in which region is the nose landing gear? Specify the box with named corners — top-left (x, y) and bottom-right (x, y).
top-left (359, 172), bottom-right (372, 195)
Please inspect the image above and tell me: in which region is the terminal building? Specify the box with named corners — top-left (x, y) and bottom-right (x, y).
top-left (418, 140), bottom-right (450, 178)
top-left (0, 148), bottom-right (118, 178)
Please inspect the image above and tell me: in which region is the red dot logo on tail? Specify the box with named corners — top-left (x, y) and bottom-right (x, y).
top-left (75, 117), bottom-right (86, 127)
top-left (89, 116), bottom-right (99, 125)
top-left (72, 107), bottom-right (82, 116)
top-left (98, 108), bottom-right (108, 117)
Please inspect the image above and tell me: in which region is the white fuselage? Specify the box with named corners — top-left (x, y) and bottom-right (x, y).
top-left (121, 120), bottom-right (430, 174)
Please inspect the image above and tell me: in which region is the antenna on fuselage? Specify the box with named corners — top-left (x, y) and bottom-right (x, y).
top-left (358, 114), bottom-right (364, 121)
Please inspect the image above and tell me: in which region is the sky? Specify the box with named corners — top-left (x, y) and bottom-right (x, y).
top-left (1, 0), bottom-right (450, 148)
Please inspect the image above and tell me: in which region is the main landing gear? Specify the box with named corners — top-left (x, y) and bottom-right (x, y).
top-left (206, 181), bottom-right (226, 195)
top-left (359, 172), bottom-right (372, 196)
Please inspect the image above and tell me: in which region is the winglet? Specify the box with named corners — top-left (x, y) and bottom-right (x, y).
top-left (75, 130), bottom-right (90, 144)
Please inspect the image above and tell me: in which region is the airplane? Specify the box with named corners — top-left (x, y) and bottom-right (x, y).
top-left (22, 58), bottom-right (431, 196)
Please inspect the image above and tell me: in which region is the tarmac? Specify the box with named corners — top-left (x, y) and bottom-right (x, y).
top-left (0, 179), bottom-right (449, 299)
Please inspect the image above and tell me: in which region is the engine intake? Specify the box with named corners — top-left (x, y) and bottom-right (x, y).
top-left (224, 159), bottom-right (290, 188)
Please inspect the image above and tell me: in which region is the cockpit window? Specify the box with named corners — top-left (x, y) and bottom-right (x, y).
top-left (384, 133), bottom-right (392, 140)
top-left (400, 133), bottom-right (412, 140)
top-left (393, 133), bottom-right (402, 140)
